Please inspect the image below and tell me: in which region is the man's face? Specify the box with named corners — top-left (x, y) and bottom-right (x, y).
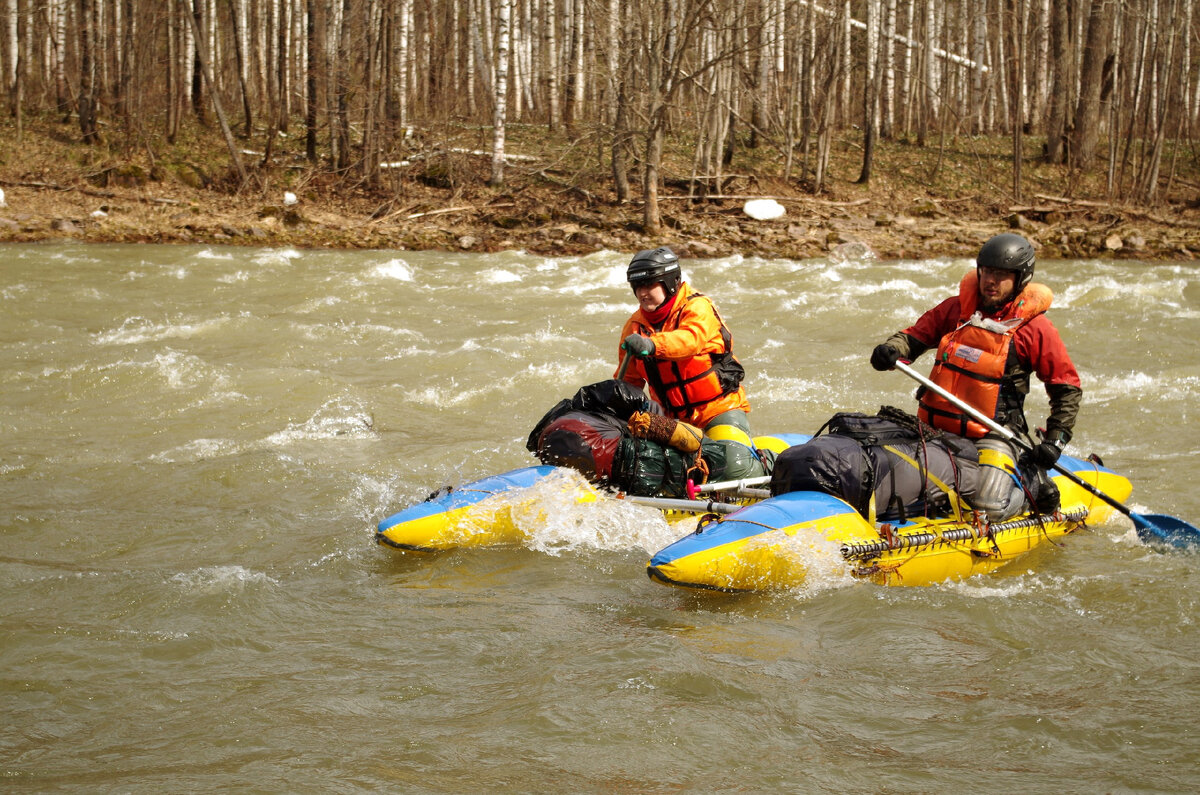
top-left (978, 266), bottom-right (1017, 311)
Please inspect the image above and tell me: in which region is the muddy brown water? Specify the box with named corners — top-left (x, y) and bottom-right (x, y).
top-left (3, 243), bottom-right (1198, 791)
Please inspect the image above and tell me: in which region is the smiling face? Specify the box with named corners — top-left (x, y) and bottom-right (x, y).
top-left (634, 280), bottom-right (668, 313)
top-left (977, 266), bottom-right (1017, 312)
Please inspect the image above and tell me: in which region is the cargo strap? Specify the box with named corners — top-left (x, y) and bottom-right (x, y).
top-left (883, 443), bottom-right (972, 520)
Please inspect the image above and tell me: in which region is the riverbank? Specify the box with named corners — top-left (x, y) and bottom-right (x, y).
top-left (2, 117), bottom-right (1197, 260)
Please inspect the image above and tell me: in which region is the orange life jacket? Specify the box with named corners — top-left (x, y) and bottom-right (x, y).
top-left (918, 271), bottom-right (1053, 438)
top-left (625, 286), bottom-right (746, 423)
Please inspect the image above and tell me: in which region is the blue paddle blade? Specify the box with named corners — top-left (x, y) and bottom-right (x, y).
top-left (1133, 513), bottom-right (1200, 548)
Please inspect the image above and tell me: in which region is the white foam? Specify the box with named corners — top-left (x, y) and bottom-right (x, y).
top-left (511, 471), bottom-right (686, 555)
top-left (151, 350), bottom-right (229, 391)
top-left (151, 437), bottom-right (241, 462)
top-left (481, 268), bottom-right (523, 284)
top-left (170, 565), bottom-right (278, 591)
top-left (370, 259), bottom-right (415, 281)
top-left (266, 396), bottom-right (377, 445)
top-left (252, 248), bottom-right (302, 266)
top-left (93, 315), bottom-right (229, 346)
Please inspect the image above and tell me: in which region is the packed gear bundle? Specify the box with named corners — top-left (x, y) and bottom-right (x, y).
top-left (527, 380), bottom-right (768, 497)
top-left (770, 407), bottom-right (981, 523)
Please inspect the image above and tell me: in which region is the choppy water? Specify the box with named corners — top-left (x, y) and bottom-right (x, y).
top-left (2, 243), bottom-right (1199, 792)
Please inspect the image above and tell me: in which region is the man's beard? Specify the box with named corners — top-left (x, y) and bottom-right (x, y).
top-left (979, 292), bottom-right (1012, 313)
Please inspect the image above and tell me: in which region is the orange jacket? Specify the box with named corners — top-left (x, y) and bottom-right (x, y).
top-left (616, 282), bottom-right (750, 428)
top-left (919, 271), bottom-right (1053, 438)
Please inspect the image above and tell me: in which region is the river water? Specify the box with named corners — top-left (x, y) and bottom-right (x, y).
top-left (2, 242), bottom-right (1198, 792)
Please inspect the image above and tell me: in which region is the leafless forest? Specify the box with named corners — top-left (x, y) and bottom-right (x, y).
top-left (3, 0), bottom-right (1196, 233)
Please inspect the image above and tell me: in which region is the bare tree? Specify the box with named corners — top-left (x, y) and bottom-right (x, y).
top-left (179, 0), bottom-right (247, 182)
top-left (227, 0), bottom-right (254, 137)
top-left (79, 0), bottom-right (100, 142)
top-left (856, 0), bottom-right (880, 183)
top-left (0, 0), bottom-right (1193, 218)
top-left (305, 0), bottom-right (319, 162)
top-left (1070, 0), bottom-right (1114, 169)
top-left (1044, 0), bottom-right (1071, 163)
top-left (490, 0), bottom-right (512, 186)
top-left (1009, 0), bottom-right (1026, 200)
top-left (4, 0), bottom-right (15, 115)
top-left (637, 0), bottom-right (717, 234)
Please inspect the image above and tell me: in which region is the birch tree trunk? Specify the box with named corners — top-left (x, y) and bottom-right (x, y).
top-left (227, 0), bottom-right (253, 137)
top-left (490, 0), bottom-right (512, 187)
top-left (856, 0), bottom-right (879, 183)
top-left (54, 0), bottom-right (69, 115)
top-left (466, 0), bottom-right (477, 115)
top-left (1183, 0), bottom-right (1194, 127)
top-left (1032, 0), bottom-right (1050, 126)
top-left (564, 0), bottom-right (583, 136)
top-left (544, 0), bottom-right (560, 129)
top-left (605, 0), bottom-right (619, 126)
top-left (397, 0), bottom-right (411, 131)
top-left (840, 0), bottom-right (851, 124)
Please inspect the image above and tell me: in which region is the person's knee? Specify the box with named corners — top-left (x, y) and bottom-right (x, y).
top-left (703, 409), bottom-right (751, 438)
top-left (974, 437), bottom-right (1025, 521)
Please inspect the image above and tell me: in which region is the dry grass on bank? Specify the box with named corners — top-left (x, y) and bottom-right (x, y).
top-left (1, 111), bottom-right (1198, 260)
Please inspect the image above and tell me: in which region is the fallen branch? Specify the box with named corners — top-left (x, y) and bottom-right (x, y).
top-left (1008, 204), bottom-right (1089, 215)
top-left (406, 205), bottom-right (480, 220)
top-left (654, 194), bottom-right (870, 208)
top-left (447, 147), bottom-right (539, 163)
top-left (1033, 193), bottom-right (1117, 209)
top-left (0, 179), bottom-right (184, 206)
top-left (1033, 193), bottom-right (1200, 229)
top-left (531, 169), bottom-right (596, 202)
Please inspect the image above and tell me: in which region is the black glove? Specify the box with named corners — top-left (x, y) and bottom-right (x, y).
top-left (623, 333), bottom-right (655, 358)
top-left (1029, 439), bottom-right (1064, 469)
top-left (870, 343), bottom-right (901, 372)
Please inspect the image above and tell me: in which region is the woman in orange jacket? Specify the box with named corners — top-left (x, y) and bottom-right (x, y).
top-left (616, 247), bottom-right (751, 441)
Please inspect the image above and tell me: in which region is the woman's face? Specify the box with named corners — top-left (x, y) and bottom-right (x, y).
top-left (634, 281), bottom-right (667, 313)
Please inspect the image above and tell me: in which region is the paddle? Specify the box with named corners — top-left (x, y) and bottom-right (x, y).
top-left (616, 333), bottom-right (651, 381)
top-left (686, 475), bottom-right (771, 499)
top-left (616, 349), bottom-right (634, 381)
top-left (894, 360), bottom-right (1200, 548)
top-left (619, 493), bottom-right (742, 515)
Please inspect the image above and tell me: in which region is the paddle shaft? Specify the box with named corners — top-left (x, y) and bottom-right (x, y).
top-left (616, 349), bottom-right (633, 381)
top-left (620, 494), bottom-right (741, 514)
top-left (691, 475), bottom-right (771, 494)
top-left (894, 360), bottom-right (1136, 521)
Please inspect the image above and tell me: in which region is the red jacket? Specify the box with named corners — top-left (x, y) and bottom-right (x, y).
top-left (890, 271), bottom-right (1082, 440)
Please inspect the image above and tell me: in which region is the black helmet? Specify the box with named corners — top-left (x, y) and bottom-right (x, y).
top-left (977, 233), bottom-right (1035, 290)
top-left (626, 247), bottom-right (682, 299)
